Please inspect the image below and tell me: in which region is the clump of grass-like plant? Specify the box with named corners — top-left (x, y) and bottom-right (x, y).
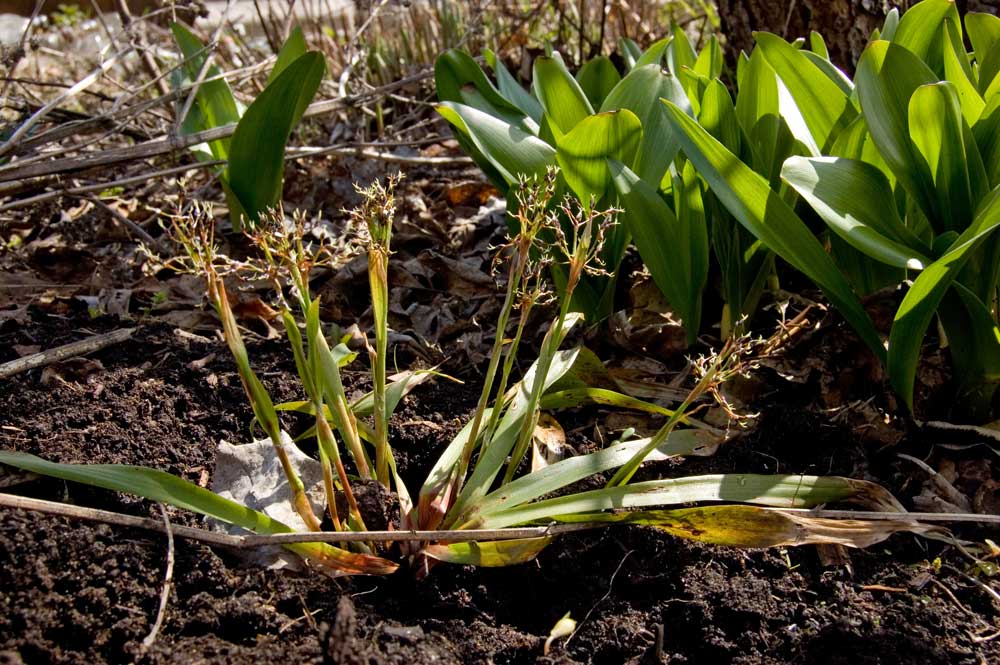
top-left (0, 177), bottom-right (931, 577)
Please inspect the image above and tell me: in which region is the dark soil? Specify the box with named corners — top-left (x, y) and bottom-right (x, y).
top-left (1, 308), bottom-right (999, 665)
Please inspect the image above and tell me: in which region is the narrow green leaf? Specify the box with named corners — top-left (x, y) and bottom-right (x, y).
top-left (0, 451), bottom-right (398, 575)
top-left (662, 101), bottom-right (885, 361)
top-left (423, 537), bottom-right (552, 566)
top-left (482, 474), bottom-right (885, 529)
top-left (446, 318), bottom-right (583, 524)
top-left (471, 432), bottom-right (721, 521)
top-left (553, 505), bottom-right (935, 549)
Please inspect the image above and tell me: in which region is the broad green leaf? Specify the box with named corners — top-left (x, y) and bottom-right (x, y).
top-left (809, 31), bottom-right (829, 59)
top-left (856, 41), bottom-right (940, 225)
top-left (800, 51), bottom-right (854, 96)
top-left (699, 79), bottom-right (741, 153)
top-left (665, 25), bottom-right (697, 79)
top-left (694, 35), bottom-right (724, 80)
top-left (942, 19), bottom-right (985, 126)
top-left (553, 505), bottom-right (936, 548)
top-left (436, 102), bottom-right (555, 185)
top-left (976, 95), bottom-right (1000, 187)
top-left (939, 282), bottom-right (1000, 389)
top-left (619, 37), bottom-right (642, 69)
top-left (967, 12), bottom-right (1000, 71)
top-left (532, 56), bottom-right (594, 135)
top-left (268, 27), bottom-right (307, 84)
top-left (662, 101), bottom-right (886, 361)
top-left (829, 234), bottom-right (905, 296)
top-left (423, 537), bottom-right (552, 566)
top-left (483, 48), bottom-right (543, 122)
top-left (967, 12), bottom-right (1000, 95)
top-left (600, 64), bottom-right (689, 186)
top-left (782, 156), bottom-right (932, 267)
top-left (829, 114), bottom-right (896, 187)
top-left (481, 474), bottom-right (894, 529)
top-left (170, 22), bottom-right (240, 161)
top-left (227, 52), bottom-right (325, 226)
top-left (0, 451), bottom-right (398, 575)
top-left (909, 82), bottom-right (975, 231)
top-left (891, 0), bottom-right (960, 74)
top-left (610, 161), bottom-right (705, 342)
top-left (888, 186), bottom-right (1000, 408)
top-left (635, 36), bottom-right (671, 68)
top-left (735, 48), bottom-right (779, 142)
top-left (556, 110), bottom-right (641, 203)
top-left (755, 32), bottom-right (857, 153)
top-left (575, 56), bottom-right (621, 108)
top-left (435, 49), bottom-right (526, 120)
top-left (881, 8), bottom-right (900, 41)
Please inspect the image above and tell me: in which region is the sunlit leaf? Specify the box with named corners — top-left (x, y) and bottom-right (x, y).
top-left (575, 56), bottom-right (621, 108)
top-left (556, 110), bottom-right (641, 202)
top-left (436, 102), bottom-right (555, 185)
top-left (227, 52), bottom-right (325, 226)
top-left (782, 156), bottom-right (932, 267)
top-left (662, 101), bottom-right (885, 361)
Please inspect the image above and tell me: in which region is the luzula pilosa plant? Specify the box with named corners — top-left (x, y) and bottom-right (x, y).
top-left (0, 174), bottom-right (940, 578)
top-left (350, 174), bottom-right (403, 489)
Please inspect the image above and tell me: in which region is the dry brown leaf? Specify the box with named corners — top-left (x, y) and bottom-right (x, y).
top-left (646, 505), bottom-right (944, 549)
top-left (531, 413), bottom-right (570, 471)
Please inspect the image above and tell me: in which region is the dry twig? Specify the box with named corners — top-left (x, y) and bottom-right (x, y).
top-left (0, 328), bottom-right (135, 379)
top-left (140, 504), bottom-right (175, 654)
